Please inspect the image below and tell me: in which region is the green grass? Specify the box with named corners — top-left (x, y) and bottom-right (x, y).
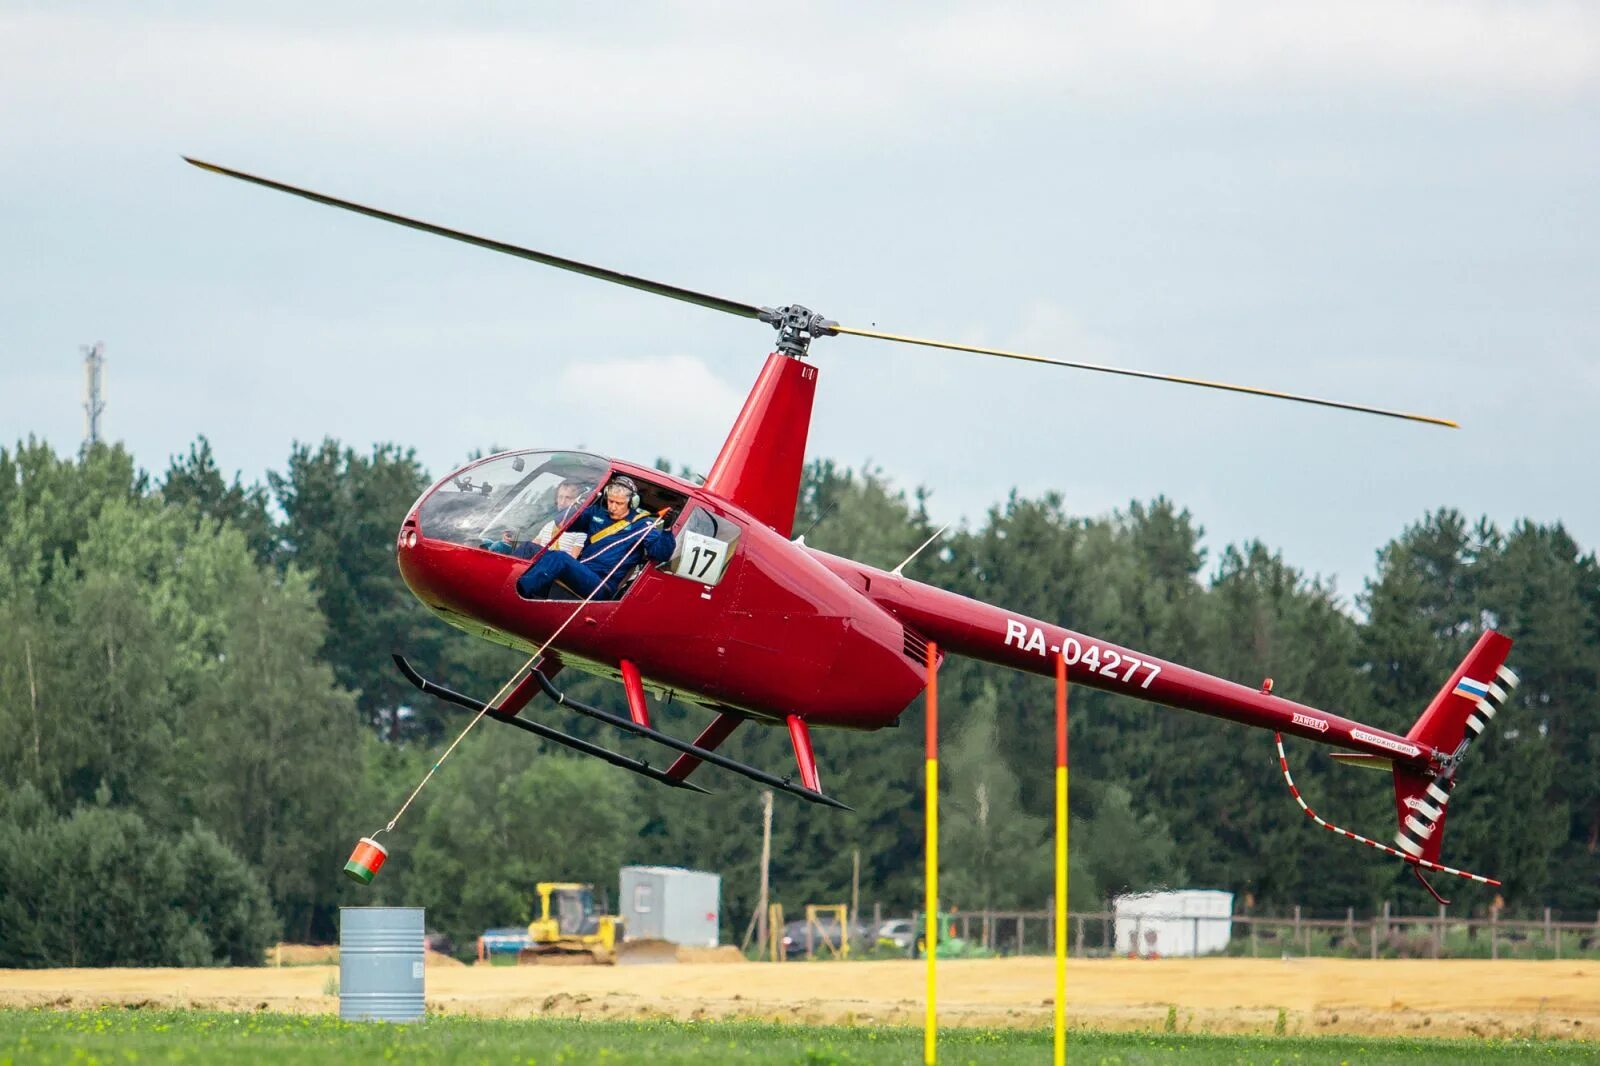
top-left (1217, 922), bottom-right (1600, 962)
top-left (0, 1009), bottom-right (1593, 1064)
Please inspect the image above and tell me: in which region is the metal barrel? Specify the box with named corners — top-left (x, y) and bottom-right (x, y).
top-left (339, 906), bottom-right (425, 1022)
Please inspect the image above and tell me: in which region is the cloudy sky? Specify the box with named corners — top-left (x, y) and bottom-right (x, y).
top-left (4, 2), bottom-right (1597, 600)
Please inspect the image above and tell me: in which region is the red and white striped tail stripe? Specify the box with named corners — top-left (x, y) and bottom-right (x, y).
top-left (1465, 664), bottom-right (1518, 737)
top-left (1273, 733), bottom-right (1500, 888)
top-left (1392, 663), bottom-right (1519, 861)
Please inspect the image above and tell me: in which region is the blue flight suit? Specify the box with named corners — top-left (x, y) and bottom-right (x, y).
top-left (515, 502), bottom-right (675, 600)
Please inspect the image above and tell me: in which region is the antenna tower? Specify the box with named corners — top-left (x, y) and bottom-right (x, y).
top-left (82, 342), bottom-right (106, 446)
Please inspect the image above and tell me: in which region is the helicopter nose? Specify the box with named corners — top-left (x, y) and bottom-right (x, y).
top-left (396, 514), bottom-right (448, 609)
top-left (398, 513), bottom-right (420, 552)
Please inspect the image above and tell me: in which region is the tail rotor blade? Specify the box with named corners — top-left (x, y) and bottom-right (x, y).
top-left (833, 323), bottom-right (1458, 429)
top-left (182, 157), bottom-right (764, 321)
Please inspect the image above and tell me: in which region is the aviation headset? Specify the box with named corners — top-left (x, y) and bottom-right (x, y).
top-left (604, 475), bottom-right (640, 510)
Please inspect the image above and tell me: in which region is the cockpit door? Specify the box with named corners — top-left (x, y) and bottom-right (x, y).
top-left (601, 498), bottom-right (746, 684)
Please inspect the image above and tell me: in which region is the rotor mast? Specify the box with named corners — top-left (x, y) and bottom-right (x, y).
top-left (689, 306), bottom-right (838, 534)
top-left (758, 304), bottom-right (838, 359)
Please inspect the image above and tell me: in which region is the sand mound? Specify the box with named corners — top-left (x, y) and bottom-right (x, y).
top-left (269, 944), bottom-right (337, 966)
top-left (269, 944), bottom-right (465, 968)
top-left (3, 958), bottom-right (1595, 1040)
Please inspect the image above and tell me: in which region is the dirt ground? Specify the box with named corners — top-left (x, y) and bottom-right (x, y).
top-left (2, 957), bottom-right (1595, 1040)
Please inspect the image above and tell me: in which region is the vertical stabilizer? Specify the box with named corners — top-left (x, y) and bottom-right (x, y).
top-left (1391, 630), bottom-right (1519, 863)
top-left (1405, 629), bottom-right (1516, 752)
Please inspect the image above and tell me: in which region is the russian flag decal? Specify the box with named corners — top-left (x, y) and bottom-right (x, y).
top-left (1453, 676), bottom-right (1490, 700)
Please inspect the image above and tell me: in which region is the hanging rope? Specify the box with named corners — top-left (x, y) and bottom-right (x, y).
top-left (373, 518), bottom-right (664, 838)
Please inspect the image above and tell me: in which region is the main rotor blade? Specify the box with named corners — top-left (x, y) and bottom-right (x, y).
top-left (182, 157), bottom-right (764, 321)
top-left (833, 324), bottom-right (1459, 428)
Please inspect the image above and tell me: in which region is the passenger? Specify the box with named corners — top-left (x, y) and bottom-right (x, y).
top-left (483, 529), bottom-right (523, 555)
top-left (481, 480), bottom-right (585, 558)
top-left (528, 479), bottom-right (590, 558)
top-left (515, 475), bottom-right (675, 600)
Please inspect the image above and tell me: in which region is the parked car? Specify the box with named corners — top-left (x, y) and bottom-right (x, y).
top-left (779, 916), bottom-right (873, 958)
top-left (877, 918), bottom-right (915, 952)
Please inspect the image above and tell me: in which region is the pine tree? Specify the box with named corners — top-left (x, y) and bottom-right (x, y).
top-left (269, 439), bottom-right (445, 737)
top-left (940, 685), bottom-right (1049, 911)
top-left (161, 436), bottom-right (277, 563)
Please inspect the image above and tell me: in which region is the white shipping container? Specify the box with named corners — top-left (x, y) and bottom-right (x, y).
top-left (619, 865), bottom-right (720, 947)
top-left (1113, 890), bottom-right (1233, 957)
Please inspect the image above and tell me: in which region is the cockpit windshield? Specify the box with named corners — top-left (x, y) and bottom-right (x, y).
top-left (416, 450), bottom-right (612, 551)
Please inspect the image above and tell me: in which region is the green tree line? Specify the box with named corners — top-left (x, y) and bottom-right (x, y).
top-left (0, 437), bottom-right (1595, 965)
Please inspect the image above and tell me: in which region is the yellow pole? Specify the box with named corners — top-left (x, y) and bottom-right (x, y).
top-left (925, 641), bottom-right (939, 1066)
top-left (1054, 652), bottom-right (1069, 1065)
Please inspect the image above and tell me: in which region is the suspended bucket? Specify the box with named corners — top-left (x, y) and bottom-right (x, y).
top-left (343, 837), bottom-right (388, 884)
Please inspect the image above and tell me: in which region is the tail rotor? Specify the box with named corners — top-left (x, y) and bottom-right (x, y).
top-left (1275, 630), bottom-right (1517, 901)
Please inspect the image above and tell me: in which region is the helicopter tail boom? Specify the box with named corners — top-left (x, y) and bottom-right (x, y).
top-left (820, 552), bottom-right (1516, 894)
top-left (820, 554), bottom-right (1444, 765)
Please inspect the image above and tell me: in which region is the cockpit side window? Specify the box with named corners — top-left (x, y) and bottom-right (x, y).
top-left (664, 506), bottom-right (742, 586)
top-left (511, 470), bottom-right (693, 602)
top-left (416, 451), bottom-right (610, 550)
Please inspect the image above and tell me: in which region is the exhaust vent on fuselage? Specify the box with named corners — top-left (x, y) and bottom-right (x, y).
top-left (902, 625), bottom-right (930, 664)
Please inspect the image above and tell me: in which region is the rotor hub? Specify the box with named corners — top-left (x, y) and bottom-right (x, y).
top-left (759, 304), bottom-right (838, 358)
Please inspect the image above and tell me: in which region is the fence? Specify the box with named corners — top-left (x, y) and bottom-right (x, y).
top-left (872, 905), bottom-right (1600, 961)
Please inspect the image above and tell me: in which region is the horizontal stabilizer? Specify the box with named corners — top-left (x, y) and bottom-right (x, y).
top-left (1329, 752), bottom-right (1392, 772)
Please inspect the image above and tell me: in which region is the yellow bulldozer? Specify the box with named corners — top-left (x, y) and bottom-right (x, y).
top-left (515, 881), bottom-right (683, 965)
top-left (519, 882), bottom-right (622, 964)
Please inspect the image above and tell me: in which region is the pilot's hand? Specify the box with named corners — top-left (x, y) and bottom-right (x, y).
top-left (564, 543), bottom-right (583, 558)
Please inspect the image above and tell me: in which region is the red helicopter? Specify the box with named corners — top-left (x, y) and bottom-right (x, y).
top-left (187, 158), bottom-right (1513, 897)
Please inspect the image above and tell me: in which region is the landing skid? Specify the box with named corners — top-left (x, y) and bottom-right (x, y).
top-left (530, 670), bottom-right (852, 811)
top-left (392, 654), bottom-right (849, 810)
top-left (392, 655), bottom-right (710, 795)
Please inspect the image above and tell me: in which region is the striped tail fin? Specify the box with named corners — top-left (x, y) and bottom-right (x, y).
top-left (1391, 630), bottom-right (1518, 863)
top-left (1391, 768), bottom-right (1456, 864)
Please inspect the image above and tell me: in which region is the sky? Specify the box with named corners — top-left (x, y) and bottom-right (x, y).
top-left (4, 2), bottom-right (1597, 604)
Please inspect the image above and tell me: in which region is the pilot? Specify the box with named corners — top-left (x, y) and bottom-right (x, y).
top-left (515, 475), bottom-right (675, 600)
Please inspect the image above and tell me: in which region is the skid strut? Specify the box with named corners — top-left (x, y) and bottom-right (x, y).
top-left (531, 670), bottom-right (851, 810)
top-left (1273, 732), bottom-right (1498, 904)
top-left (666, 712), bottom-right (742, 781)
top-left (393, 655), bottom-right (710, 795)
